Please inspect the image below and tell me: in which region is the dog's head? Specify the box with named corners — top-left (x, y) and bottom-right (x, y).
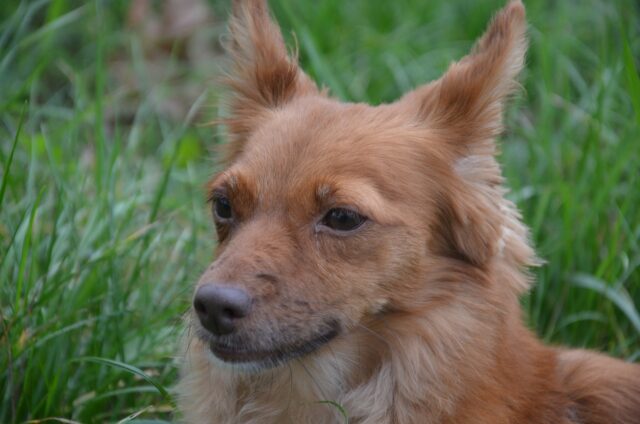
top-left (191, 0), bottom-right (535, 370)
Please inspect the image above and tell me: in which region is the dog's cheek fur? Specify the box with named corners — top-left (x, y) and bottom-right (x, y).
top-left (311, 225), bottom-right (427, 317)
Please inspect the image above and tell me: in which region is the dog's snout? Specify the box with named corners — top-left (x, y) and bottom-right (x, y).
top-left (194, 284), bottom-right (252, 336)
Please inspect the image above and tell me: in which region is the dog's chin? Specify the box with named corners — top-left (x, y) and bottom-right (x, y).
top-left (200, 324), bottom-right (340, 372)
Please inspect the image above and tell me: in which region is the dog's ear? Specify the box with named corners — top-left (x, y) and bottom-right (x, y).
top-left (405, 1), bottom-right (527, 266)
top-left (406, 0), bottom-right (527, 153)
top-left (221, 0), bottom-right (319, 161)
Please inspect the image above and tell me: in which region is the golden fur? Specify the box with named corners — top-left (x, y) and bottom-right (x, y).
top-left (177, 1), bottom-right (640, 422)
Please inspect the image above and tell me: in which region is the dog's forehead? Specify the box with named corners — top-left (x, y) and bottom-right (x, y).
top-left (250, 98), bottom-right (385, 155)
top-left (237, 97), bottom-right (427, 188)
top-left (219, 96), bottom-right (448, 221)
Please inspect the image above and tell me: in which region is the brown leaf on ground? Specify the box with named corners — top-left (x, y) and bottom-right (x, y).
top-left (108, 0), bottom-right (224, 125)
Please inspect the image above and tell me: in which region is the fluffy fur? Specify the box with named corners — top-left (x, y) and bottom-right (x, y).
top-left (177, 1), bottom-right (640, 423)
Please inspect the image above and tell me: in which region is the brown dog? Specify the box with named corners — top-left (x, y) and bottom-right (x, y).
top-left (178, 1), bottom-right (640, 422)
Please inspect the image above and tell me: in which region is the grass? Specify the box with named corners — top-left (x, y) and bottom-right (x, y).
top-left (1, 0), bottom-right (639, 422)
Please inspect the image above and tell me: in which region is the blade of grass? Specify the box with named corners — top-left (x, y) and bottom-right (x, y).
top-left (116, 406), bottom-right (151, 424)
top-left (571, 273), bottom-right (640, 334)
top-left (317, 400), bottom-right (349, 424)
top-left (622, 37), bottom-right (640, 126)
top-left (0, 104), bottom-right (25, 208)
top-left (14, 190), bottom-right (43, 311)
top-left (72, 357), bottom-right (171, 402)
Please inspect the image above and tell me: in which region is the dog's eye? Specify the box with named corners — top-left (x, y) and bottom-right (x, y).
top-left (213, 196), bottom-right (232, 221)
top-left (321, 208), bottom-right (367, 232)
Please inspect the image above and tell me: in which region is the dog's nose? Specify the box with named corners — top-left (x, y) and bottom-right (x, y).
top-left (193, 284), bottom-right (252, 336)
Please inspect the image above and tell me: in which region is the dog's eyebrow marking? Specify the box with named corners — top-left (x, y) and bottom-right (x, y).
top-left (227, 174), bottom-right (239, 192)
top-left (207, 172), bottom-right (228, 195)
top-left (315, 184), bottom-right (332, 203)
top-left (208, 172), bottom-right (240, 198)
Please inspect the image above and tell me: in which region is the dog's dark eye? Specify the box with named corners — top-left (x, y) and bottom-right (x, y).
top-left (321, 208), bottom-right (367, 232)
top-left (213, 196), bottom-right (232, 221)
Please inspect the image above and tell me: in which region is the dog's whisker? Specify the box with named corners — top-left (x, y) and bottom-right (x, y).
top-left (294, 357), bottom-right (329, 401)
top-left (355, 322), bottom-right (392, 350)
top-left (285, 362), bottom-right (294, 416)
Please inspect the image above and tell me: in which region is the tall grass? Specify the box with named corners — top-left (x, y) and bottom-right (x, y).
top-left (1, 0), bottom-right (639, 422)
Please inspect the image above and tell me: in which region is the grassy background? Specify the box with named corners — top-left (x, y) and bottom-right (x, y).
top-left (1, 0), bottom-right (639, 422)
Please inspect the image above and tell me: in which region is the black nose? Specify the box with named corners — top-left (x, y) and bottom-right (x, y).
top-left (193, 284), bottom-right (252, 336)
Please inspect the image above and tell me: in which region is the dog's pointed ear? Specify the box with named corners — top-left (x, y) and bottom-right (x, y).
top-left (410, 1), bottom-right (528, 267)
top-left (402, 0), bottom-right (527, 156)
top-left (221, 0), bottom-right (319, 161)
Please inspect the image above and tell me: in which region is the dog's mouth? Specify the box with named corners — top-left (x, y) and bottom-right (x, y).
top-left (201, 323), bottom-right (340, 368)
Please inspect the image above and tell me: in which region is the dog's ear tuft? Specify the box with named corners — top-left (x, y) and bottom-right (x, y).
top-left (403, 0), bottom-right (527, 156)
top-left (221, 0), bottom-right (318, 161)
top-left (434, 187), bottom-right (503, 268)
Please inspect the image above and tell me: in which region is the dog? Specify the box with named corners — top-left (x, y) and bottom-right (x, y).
top-left (177, 1), bottom-right (640, 422)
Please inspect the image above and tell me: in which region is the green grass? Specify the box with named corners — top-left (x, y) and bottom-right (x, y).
top-left (1, 0), bottom-right (639, 422)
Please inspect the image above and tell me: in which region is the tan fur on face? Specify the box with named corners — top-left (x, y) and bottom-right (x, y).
top-left (178, 1), bottom-right (640, 423)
